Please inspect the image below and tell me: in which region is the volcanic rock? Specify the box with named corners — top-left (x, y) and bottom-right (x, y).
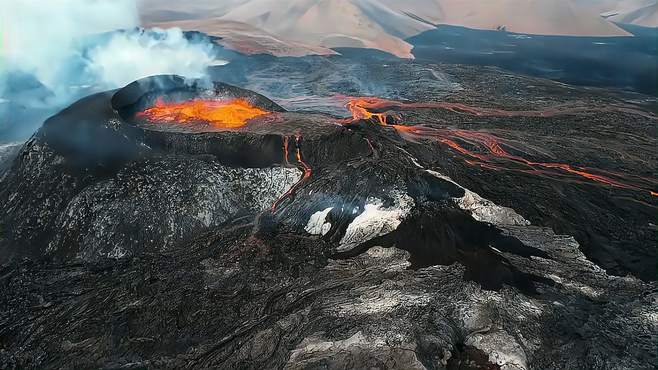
top-left (0, 70), bottom-right (656, 370)
top-left (0, 75), bottom-right (356, 262)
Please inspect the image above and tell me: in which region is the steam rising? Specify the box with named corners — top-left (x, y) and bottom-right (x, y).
top-left (0, 0), bottom-right (225, 140)
top-left (86, 28), bottom-right (222, 88)
top-left (2, 0), bottom-right (139, 89)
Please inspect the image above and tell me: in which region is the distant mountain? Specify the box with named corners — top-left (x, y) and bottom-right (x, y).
top-left (429, 0), bottom-right (631, 36)
top-left (146, 18), bottom-right (337, 57)
top-left (219, 0), bottom-right (632, 57)
top-left (138, 0), bottom-right (248, 22)
top-left (217, 0), bottom-right (439, 58)
top-left (140, 0), bottom-right (637, 58)
top-left (606, 1), bottom-right (658, 27)
top-left (610, 4), bottom-right (658, 27)
top-left (572, 0), bottom-right (658, 27)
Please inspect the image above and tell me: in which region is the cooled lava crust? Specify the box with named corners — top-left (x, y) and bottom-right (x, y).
top-left (0, 72), bottom-right (656, 369)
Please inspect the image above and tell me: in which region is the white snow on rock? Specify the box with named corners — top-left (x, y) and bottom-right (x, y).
top-left (305, 207), bottom-right (334, 236)
top-left (338, 191), bottom-right (414, 252)
top-left (426, 170), bottom-right (530, 226)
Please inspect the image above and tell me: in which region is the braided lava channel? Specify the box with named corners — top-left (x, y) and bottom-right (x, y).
top-left (345, 97), bottom-right (658, 196)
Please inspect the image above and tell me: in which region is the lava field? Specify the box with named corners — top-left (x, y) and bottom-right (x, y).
top-left (0, 60), bottom-right (656, 369)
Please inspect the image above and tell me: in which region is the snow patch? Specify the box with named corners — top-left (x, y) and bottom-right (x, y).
top-left (426, 170), bottom-right (529, 226)
top-left (338, 191), bottom-right (414, 252)
top-left (305, 207), bottom-right (333, 236)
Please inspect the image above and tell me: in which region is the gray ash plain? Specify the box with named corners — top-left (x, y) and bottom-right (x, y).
top-left (0, 54), bottom-right (657, 370)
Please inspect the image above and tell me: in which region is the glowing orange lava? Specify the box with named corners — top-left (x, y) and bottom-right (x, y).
top-left (342, 96), bottom-right (658, 121)
top-left (137, 98), bottom-right (270, 129)
top-left (345, 97), bottom-right (658, 196)
top-left (345, 98), bottom-right (394, 125)
top-left (271, 134), bottom-right (313, 212)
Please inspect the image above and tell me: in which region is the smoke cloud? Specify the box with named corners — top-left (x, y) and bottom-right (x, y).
top-left (0, 0), bottom-right (224, 141)
top-left (2, 0), bottom-right (140, 89)
top-left (86, 28), bottom-right (223, 89)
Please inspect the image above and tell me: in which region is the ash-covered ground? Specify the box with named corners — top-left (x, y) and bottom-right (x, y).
top-left (0, 54), bottom-right (656, 370)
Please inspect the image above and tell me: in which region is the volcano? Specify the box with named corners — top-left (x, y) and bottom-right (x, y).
top-left (0, 67), bottom-right (656, 369)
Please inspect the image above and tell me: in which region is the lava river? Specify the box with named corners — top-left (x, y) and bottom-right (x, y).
top-left (345, 97), bottom-right (658, 196)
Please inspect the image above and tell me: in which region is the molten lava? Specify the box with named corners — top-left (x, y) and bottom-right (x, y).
top-left (137, 98), bottom-right (270, 129)
top-left (345, 98), bottom-right (394, 125)
top-left (345, 97), bottom-right (658, 196)
top-left (271, 134), bottom-right (313, 211)
top-left (342, 96), bottom-right (658, 120)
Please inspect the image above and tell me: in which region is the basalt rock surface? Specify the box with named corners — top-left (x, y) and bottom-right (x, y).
top-left (0, 71), bottom-right (656, 370)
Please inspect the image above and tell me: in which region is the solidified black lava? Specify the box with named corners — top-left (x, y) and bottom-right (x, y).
top-left (1, 66), bottom-right (656, 370)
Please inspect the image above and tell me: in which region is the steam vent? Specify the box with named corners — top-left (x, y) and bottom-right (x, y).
top-left (1, 71), bottom-right (656, 369)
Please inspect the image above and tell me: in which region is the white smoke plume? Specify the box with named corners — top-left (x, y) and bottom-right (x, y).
top-left (0, 0), bottom-right (224, 140)
top-left (86, 28), bottom-right (222, 89)
top-left (2, 0), bottom-right (140, 89)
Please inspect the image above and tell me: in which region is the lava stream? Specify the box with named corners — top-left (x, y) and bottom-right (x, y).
top-left (271, 135), bottom-right (313, 211)
top-left (136, 98), bottom-right (270, 129)
top-left (346, 97), bottom-right (657, 195)
top-left (342, 96), bottom-right (658, 120)
top-left (398, 125), bottom-right (654, 192)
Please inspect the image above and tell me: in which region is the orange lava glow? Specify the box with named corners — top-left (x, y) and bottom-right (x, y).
top-left (271, 134), bottom-right (313, 212)
top-left (345, 97), bottom-right (658, 195)
top-left (396, 125), bottom-right (656, 192)
top-left (342, 96), bottom-right (658, 121)
top-left (345, 98), bottom-right (393, 125)
top-left (137, 98), bottom-right (270, 129)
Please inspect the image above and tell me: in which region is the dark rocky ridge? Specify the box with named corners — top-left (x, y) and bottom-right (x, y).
top-left (0, 70), bottom-right (656, 369)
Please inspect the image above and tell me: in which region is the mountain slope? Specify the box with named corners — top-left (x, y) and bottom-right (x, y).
top-left (571, 0), bottom-right (658, 27)
top-left (433, 0), bottom-right (631, 36)
top-left (219, 0), bottom-right (437, 58)
top-left (146, 18), bottom-right (337, 57)
top-left (140, 0), bottom-right (633, 58)
top-left (219, 0), bottom-right (630, 57)
top-left (608, 2), bottom-right (658, 27)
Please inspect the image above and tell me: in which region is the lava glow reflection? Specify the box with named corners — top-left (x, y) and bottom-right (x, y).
top-left (137, 98), bottom-right (270, 129)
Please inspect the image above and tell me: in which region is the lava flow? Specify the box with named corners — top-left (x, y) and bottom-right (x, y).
top-left (342, 96), bottom-right (658, 120)
top-left (136, 98), bottom-right (270, 129)
top-left (346, 97), bottom-right (658, 196)
top-left (271, 135), bottom-right (313, 211)
top-left (345, 97), bottom-right (393, 125)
